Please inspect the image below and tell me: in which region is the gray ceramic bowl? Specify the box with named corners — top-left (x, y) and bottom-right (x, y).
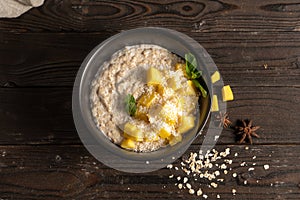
top-left (72, 27), bottom-right (215, 173)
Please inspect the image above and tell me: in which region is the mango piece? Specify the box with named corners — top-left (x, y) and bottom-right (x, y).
top-left (178, 81), bottom-right (196, 96)
top-left (175, 63), bottom-right (185, 70)
top-left (179, 97), bottom-right (194, 114)
top-left (160, 103), bottom-right (178, 126)
top-left (159, 128), bottom-right (172, 139)
top-left (211, 71), bottom-right (220, 83)
top-left (175, 63), bottom-right (187, 76)
top-left (167, 77), bottom-right (180, 91)
top-left (138, 92), bottom-right (158, 108)
top-left (135, 107), bottom-right (148, 122)
top-left (168, 134), bottom-right (182, 146)
top-left (211, 95), bottom-right (219, 112)
top-left (177, 116), bottom-right (195, 134)
top-left (155, 84), bottom-right (165, 96)
top-left (147, 67), bottom-right (163, 86)
top-left (222, 85), bottom-right (234, 101)
top-left (124, 123), bottom-right (144, 141)
top-left (144, 134), bottom-right (160, 142)
top-left (120, 138), bottom-right (135, 149)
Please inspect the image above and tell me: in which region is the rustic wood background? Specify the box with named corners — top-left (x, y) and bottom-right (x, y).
top-left (0, 0), bottom-right (299, 199)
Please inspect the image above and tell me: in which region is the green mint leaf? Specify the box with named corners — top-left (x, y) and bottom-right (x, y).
top-left (125, 94), bottom-right (136, 116)
top-left (191, 70), bottom-right (202, 79)
top-left (192, 79), bottom-right (207, 98)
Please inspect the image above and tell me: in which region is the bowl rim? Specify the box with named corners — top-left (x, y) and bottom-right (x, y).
top-left (72, 27), bottom-right (216, 172)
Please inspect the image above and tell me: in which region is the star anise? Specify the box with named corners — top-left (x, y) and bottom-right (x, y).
top-left (214, 112), bottom-right (232, 128)
top-left (235, 120), bottom-right (260, 144)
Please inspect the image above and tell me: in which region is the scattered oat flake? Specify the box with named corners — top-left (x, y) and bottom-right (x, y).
top-left (244, 180), bottom-right (248, 185)
top-left (178, 183), bottom-right (183, 189)
top-left (186, 183), bottom-right (192, 189)
top-left (203, 194), bottom-right (208, 199)
top-left (240, 162), bottom-right (246, 166)
top-left (232, 173), bottom-right (237, 177)
top-left (175, 167), bottom-right (179, 170)
top-left (232, 189), bottom-right (237, 195)
top-left (248, 167), bottom-right (255, 171)
top-left (234, 153), bottom-right (238, 157)
top-left (217, 194), bottom-right (221, 198)
top-left (197, 189), bottom-right (203, 196)
top-left (183, 177), bottom-right (188, 183)
top-left (245, 146), bottom-right (249, 150)
top-left (167, 164), bottom-right (173, 169)
top-left (224, 170), bottom-right (228, 174)
top-left (169, 174), bottom-right (174, 178)
top-left (177, 176), bottom-right (181, 181)
top-left (252, 156), bottom-right (257, 159)
top-left (211, 182), bottom-right (218, 188)
top-left (264, 164), bottom-right (270, 170)
top-left (189, 188), bottom-right (194, 194)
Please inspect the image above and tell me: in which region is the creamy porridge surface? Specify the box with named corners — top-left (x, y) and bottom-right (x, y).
top-left (90, 44), bottom-right (199, 152)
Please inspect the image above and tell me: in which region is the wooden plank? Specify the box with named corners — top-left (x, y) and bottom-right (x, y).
top-left (0, 87), bottom-right (299, 145)
top-left (0, 32), bottom-right (299, 87)
top-left (0, 144), bottom-right (299, 199)
top-left (0, 0), bottom-right (299, 33)
top-left (0, 88), bottom-right (79, 145)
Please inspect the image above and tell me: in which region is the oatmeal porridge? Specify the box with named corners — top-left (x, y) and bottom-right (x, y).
top-left (90, 44), bottom-right (200, 152)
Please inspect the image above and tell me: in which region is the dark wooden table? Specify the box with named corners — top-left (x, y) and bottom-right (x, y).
top-left (0, 0), bottom-right (300, 199)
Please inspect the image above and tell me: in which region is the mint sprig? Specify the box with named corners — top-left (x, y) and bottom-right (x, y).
top-left (185, 53), bottom-right (207, 98)
top-left (125, 94), bottom-right (136, 116)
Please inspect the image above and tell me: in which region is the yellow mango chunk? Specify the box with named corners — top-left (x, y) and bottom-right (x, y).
top-left (178, 81), bottom-right (196, 96)
top-left (211, 71), bottom-right (220, 83)
top-left (138, 92), bottom-right (158, 108)
top-left (175, 63), bottom-right (187, 76)
top-left (160, 103), bottom-right (178, 126)
top-left (211, 95), bottom-right (219, 112)
top-left (135, 107), bottom-right (148, 122)
top-left (155, 84), bottom-right (165, 96)
top-left (159, 128), bottom-right (172, 139)
top-left (179, 97), bottom-right (194, 114)
top-left (144, 134), bottom-right (160, 142)
top-left (167, 77), bottom-right (180, 91)
top-left (120, 138), bottom-right (135, 149)
top-left (124, 123), bottom-right (144, 141)
top-left (177, 116), bottom-right (195, 134)
top-left (168, 134), bottom-right (182, 146)
top-left (222, 85), bottom-right (234, 101)
top-left (147, 67), bottom-right (163, 86)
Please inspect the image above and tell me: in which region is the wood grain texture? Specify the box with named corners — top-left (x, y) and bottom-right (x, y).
top-left (0, 86), bottom-right (299, 145)
top-left (0, 0), bottom-right (299, 199)
top-left (0, 0), bottom-right (299, 87)
top-left (0, 32), bottom-right (299, 87)
top-left (0, 145), bottom-right (299, 199)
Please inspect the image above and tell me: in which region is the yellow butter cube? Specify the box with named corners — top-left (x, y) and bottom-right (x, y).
top-left (179, 97), bottom-right (194, 114)
top-left (124, 123), bottom-right (144, 141)
top-left (159, 128), bottom-right (172, 139)
top-left (138, 92), bottom-right (158, 108)
top-left (177, 116), bottom-right (195, 134)
top-left (168, 134), bottom-right (182, 146)
top-left (222, 85), bottom-right (234, 101)
top-left (211, 71), bottom-right (220, 83)
top-left (147, 67), bottom-right (163, 86)
top-left (120, 138), bottom-right (135, 149)
top-left (211, 95), bottom-right (219, 112)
